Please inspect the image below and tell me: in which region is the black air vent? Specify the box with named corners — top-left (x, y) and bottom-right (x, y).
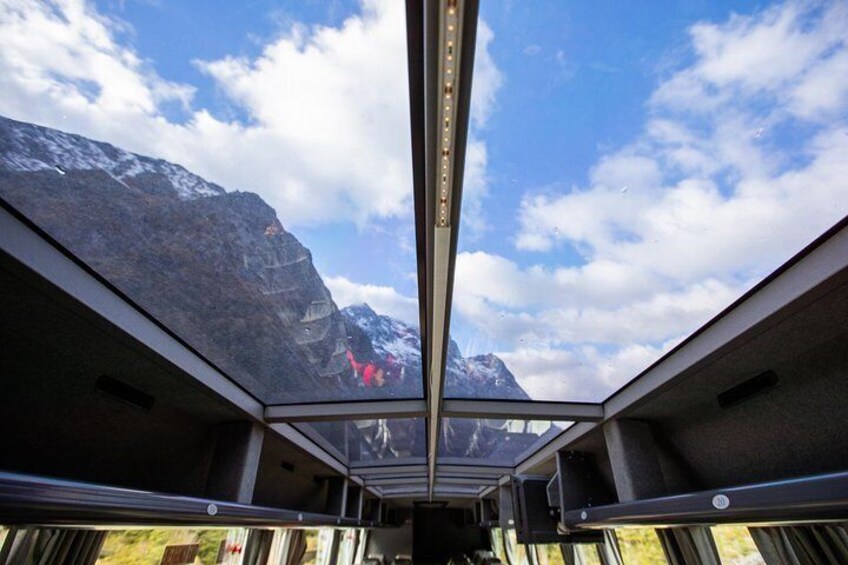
top-left (95, 375), bottom-right (155, 412)
top-left (718, 370), bottom-right (778, 409)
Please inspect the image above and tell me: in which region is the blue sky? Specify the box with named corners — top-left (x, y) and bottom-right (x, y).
top-left (1, 0), bottom-right (846, 401)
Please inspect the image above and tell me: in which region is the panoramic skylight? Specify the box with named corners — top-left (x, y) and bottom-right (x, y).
top-left (448, 0), bottom-right (848, 402)
top-left (296, 418), bottom-right (426, 465)
top-left (437, 419), bottom-right (570, 467)
top-left (0, 1), bottom-right (425, 404)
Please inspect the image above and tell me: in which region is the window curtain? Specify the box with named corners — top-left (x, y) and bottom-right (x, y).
top-left (596, 530), bottom-right (623, 565)
top-left (563, 531), bottom-right (623, 565)
top-left (354, 529), bottom-right (369, 565)
top-left (317, 529), bottom-right (341, 565)
top-left (749, 524), bottom-right (848, 565)
top-left (336, 530), bottom-right (358, 565)
top-left (267, 529), bottom-right (290, 565)
top-left (503, 529), bottom-right (518, 565)
top-left (503, 529), bottom-right (529, 565)
top-left (0, 527), bottom-right (106, 565)
top-left (526, 544), bottom-right (539, 565)
top-left (244, 529), bottom-right (275, 565)
top-left (285, 530), bottom-right (308, 565)
top-left (560, 544), bottom-right (586, 565)
top-left (655, 527), bottom-right (720, 565)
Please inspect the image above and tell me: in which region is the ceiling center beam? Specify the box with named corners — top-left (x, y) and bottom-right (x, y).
top-left (442, 399), bottom-right (605, 421)
top-left (265, 399), bottom-right (426, 422)
top-left (424, 0), bottom-right (481, 501)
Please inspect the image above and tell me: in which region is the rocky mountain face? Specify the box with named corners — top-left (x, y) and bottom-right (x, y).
top-left (0, 115), bottom-right (541, 461)
top-left (0, 115), bottom-right (366, 403)
top-left (341, 303), bottom-right (529, 400)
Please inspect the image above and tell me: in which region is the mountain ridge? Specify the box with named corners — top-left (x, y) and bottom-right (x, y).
top-left (0, 114), bottom-right (529, 403)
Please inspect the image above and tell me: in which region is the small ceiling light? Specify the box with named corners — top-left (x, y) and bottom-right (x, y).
top-left (436, 0), bottom-right (462, 228)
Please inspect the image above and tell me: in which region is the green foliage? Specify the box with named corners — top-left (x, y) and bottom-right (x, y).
top-left (197, 530), bottom-right (227, 564)
top-left (534, 544), bottom-right (565, 565)
top-left (615, 528), bottom-right (665, 565)
top-left (97, 529), bottom-right (229, 565)
top-left (712, 526), bottom-right (764, 564)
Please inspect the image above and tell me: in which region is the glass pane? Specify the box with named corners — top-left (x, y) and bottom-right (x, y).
top-left (438, 419), bottom-right (570, 466)
top-left (0, 2), bottom-right (421, 404)
top-left (712, 526), bottom-right (765, 565)
top-left (576, 545), bottom-right (604, 565)
top-left (434, 484), bottom-right (485, 495)
top-left (535, 544), bottom-right (566, 565)
top-left (296, 418), bottom-right (426, 464)
top-left (448, 0), bottom-right (848, 401)
top-left (379, 484), bottom-right (427, 496)
top-left (96, 528), bottom-right (245, 564)
top-left (615, 528), bottom-right (665, 565)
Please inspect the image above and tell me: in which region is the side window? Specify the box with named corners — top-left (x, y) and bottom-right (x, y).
top-left (711, 526), bottom-right (764, 565)
top-left (614, 528), bottom-right (666, 565)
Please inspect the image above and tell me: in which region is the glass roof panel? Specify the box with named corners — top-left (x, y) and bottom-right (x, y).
top-left (378, 484), bottom-right (482, 497)
top-left (447, 0), bottom-right (848, 402)
top-left (0, 1), bottom-right (423, 404)
top-left (296, 419), bottom-right (426, 465)
top-left (437, 419), bottom-right (570, 466)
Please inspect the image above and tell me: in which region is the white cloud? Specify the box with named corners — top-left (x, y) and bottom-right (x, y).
top-left (325, 275), bottom-right (419, 326)
top-left (499, 340), bottom-right (678, 402)
top-left (460, 20), bottom-right (504, 238)
top-left (469, 20), bottom-right (503, 129)
top-left (652, 0), bottom-right (848, 121)
top-left (0, 0), bottom-right (507, 323)
top-left (456, 0), bottom-right (848, 400)
top-left (0, 0), bottom-right (457, 228)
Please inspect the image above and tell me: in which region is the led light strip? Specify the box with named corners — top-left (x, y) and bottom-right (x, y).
top-left (437, 0), bottom-right (462, 228)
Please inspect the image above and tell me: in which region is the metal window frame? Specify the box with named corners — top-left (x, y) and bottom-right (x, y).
top-left (3, 0), bottom-right (848, 510)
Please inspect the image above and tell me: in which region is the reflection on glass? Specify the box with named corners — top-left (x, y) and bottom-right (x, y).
top-left (712, 526), bottom-right (765, 565)
top-left (449, 0), bottom-right (848, 402)
top-left (0, 2), bottom-right (422, 404)
top-left (438, 419), bottom-right (569, 466)
top-left (297, 419), bottom-right (426, 463)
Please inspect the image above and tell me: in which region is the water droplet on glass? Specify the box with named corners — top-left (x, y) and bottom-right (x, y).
top-left (621, 185), bottom-right (629, 193)
top-left (54, 165), bottom-right (66, 176)
top-left (754, 127), bottom-right (765, 139)
top-left (499, 313), bottom-right (505, 319)
top-left (553, 226), bottom-right (560, 235)
top-left (305, 328), bottom-right (311, 334)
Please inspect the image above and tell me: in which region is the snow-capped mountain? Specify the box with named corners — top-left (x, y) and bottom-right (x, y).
top-left (0, 115), bottom-right (354, 403)
top-left (341, 303), bottom-right (530, 400)
top-left (0, 114), bottom-right (545, 462)
top-left (0, 114), bottom-right (528, 404)
top-left (0, 117), bottom-right (224, 200)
